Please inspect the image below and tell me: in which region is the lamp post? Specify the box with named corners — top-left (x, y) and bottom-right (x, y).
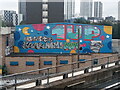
top-left (77, 28), bottom-right (80, 68)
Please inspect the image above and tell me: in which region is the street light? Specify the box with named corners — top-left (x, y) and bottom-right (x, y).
top-left (77, 28), bottom-right (80, 68)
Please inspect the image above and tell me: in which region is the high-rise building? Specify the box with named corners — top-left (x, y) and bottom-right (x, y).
top-left (19, 0), bottom-right (75, 24)
top-left (80, 0), bottom-right (93, 18)
top-left (0, 10), bottom-right (23, 26)
top-left (118, 1), bottom-right (120, 20)
top-left (94, 1), bottom-right (103, 18)
top-left (0, 10), bottom-right (16, 26)
top-left (0, 15), bottom-right (2, 27)
top-left (64, 0), bottom-right (75, 20)
top-left (12, 14), bottom-right (23, 26)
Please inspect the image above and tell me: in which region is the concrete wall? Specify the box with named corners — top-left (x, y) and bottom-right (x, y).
top-left (112, 39), bottom-right (120, 53)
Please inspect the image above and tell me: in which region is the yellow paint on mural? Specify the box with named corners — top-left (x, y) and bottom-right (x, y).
top-left (0, 69), bottom-right (2, 74)
top-left (104, 26), bottom-right (112, 34)
top-left (14, 46), bottom-right (20, 53)
top-left (70, 50), bottom-right (76, 54)
top-left (22, 27), bottom-right (30, 35)
top-left (66, 39), bottom-right (70, 43)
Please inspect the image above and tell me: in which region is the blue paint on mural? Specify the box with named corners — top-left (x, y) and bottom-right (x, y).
top-left (14, 23), bottom-right (113, 54)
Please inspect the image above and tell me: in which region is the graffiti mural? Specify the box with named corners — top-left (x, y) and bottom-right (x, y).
top-left (14, 23), bottom-right (112, 54)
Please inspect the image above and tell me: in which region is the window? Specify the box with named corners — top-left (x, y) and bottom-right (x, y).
top-left (42, 4), bottom-right (48, 10)
top-left (42, 18), bottom-right (48, 24)
top-left (60, 60), bottom-right (68, 64)
top-left (10, 61), bottom-right (19, 66)
top-left (93, 59), bottom-right (98, 65)
top-left (44, 61), bottom-right (52, 65)
top-left (26, 61), bottom-right (34, 66)
top-left (42, 11), bottom-right (48, 17)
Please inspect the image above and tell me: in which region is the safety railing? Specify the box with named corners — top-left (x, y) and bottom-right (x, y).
top-left (0, 54), bottom-right (120, 90)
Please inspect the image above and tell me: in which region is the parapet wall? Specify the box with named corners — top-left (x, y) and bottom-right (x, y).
top-left (5, 53), bottom-right (116, 74)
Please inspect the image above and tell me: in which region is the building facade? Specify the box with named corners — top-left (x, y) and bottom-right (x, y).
top-left (19, 0), bottom-right (75, 24)
top-left (118, 1), bottom-right (120, 20)
top-left (0, 15), bottom-right (2, 27)
top-left (0, 10), bottom-right (23, 26)
top-left (1, 23), bottom-right (117, 74)
top-left (94, 1), bottom-right (103, 18)
top-left (0, 10), bottom-right (16, 26)
top-left (12, 14), bottom-right (23, 26)
top-left (64, 0), bottom-right (75, 20)
top-left (80, 0), bottom-right (93, 18)
top-left (0, 27), bottom-right (14, 68)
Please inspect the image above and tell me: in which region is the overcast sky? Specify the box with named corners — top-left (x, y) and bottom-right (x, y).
top-left (0, 0), bottom-right (119, 19)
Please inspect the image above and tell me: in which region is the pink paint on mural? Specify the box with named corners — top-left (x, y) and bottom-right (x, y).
top-left (32, 24), bottom-right (46, 31)
top-left (100, 36), bottom-right (105, 40)
top-left (28, 50), bottom-right (34, 53)
top-left (80, 44), bottom-right (86, 47)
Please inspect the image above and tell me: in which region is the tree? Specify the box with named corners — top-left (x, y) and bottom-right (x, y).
top-left (74, 18), bottom-right (90, 24)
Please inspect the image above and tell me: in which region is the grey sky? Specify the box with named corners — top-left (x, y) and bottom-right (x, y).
top-left (0, 0), bottom-right (119, 19)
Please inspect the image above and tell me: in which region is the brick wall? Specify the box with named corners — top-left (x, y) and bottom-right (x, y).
top-left (5, 53), bottom-right (116, 74)
top-left (5, 57), bottom-right (39, 74)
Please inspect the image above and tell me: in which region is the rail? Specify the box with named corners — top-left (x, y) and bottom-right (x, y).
top-left (0, 54), bottom-right (120, 89)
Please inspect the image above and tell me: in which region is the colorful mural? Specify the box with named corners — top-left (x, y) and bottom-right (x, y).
top-left (14, 23), bottom-right (112, 54)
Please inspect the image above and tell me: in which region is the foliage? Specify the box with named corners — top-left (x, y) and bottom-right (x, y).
top-left (74, 18), bottom-right (90, 24)
top-left (0, 65), bottom-right (2, 69)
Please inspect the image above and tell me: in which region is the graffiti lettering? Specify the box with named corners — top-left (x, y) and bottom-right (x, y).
top-left (22, 42), bottom-right (63, 49)
top-left (67, 25), bottom-right (82, 40)
top-left (25, 36), bottom-right (53, 42)
top-left (84, 26), bottom-right (100, 41)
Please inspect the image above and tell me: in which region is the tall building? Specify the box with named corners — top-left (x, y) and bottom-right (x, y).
top-left (0, 10), bottom-right (23, 26)
top-left (0, 10), bottom-right (16, 26)
top-left (94, 1), bottom-right (103, 18)
top-left (12, 14), bottom-right (23, 26)
top-left (19, 0), bottom-right (75, 24)
top-left (118, 1), bottom-right (120, 20)
top-left (0, 15), bottom-right (2, 27)
top-left (64, 0), bottom-right (75, 20)
top-left (80, 0), bottom-right (93, 18)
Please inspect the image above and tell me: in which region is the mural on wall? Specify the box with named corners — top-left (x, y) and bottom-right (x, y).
top-left (14, 23), bottom-right (112, 54)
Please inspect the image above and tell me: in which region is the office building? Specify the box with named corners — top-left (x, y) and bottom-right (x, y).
top-left (19, 0), bottom-right (75, 24)
top-left (0, 10), bottom-right (16, 26)
top-left (0, 10), bottom-right (23, 26)
top-left (118, 1), bottom-right (120, 20)
top-left (80, 0), bottom-right (93, 18)
top-left (64, 0), bottom-right (75, 20)
top-left (94, 1), bottom-right (103, 18)
top-left (0, 15), bottom-right (2, 27)
top-left (12, 14), bottom-right (23, 26)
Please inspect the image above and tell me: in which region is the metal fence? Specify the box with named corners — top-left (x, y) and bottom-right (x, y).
top-left (0, 54), bottom-right (120, 90)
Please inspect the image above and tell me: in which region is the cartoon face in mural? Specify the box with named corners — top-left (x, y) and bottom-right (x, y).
top-left (90, 41), bottom-right (103, 53)
top-left (14, 23), bottom-right (112, 54)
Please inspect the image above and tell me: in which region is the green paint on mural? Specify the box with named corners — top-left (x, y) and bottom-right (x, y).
top-left (64, 42), bottom-right (78, 50)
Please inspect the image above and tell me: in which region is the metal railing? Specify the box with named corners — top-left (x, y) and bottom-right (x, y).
top-left (0, 54), bottom-right (120, 90)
